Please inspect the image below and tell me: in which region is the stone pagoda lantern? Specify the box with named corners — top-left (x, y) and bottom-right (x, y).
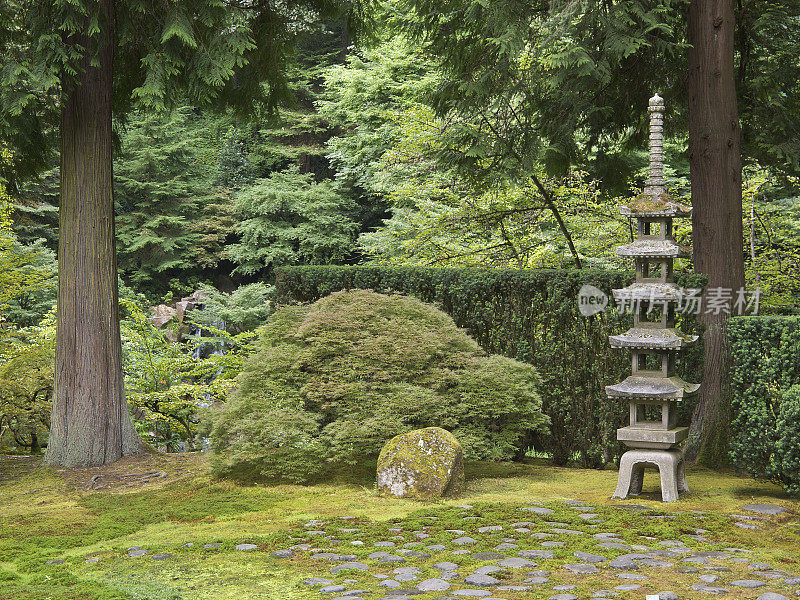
top-left (607, 93), bottom-right (700, 503)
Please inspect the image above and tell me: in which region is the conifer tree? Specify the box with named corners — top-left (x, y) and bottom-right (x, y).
top-left (115, 107), bottom-right (231, 295)
top-left (0, 0), bottom-right (361, 466)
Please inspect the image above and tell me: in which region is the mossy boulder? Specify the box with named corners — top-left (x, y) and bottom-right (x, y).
top-left (377, 427), bottom-right (465, 499)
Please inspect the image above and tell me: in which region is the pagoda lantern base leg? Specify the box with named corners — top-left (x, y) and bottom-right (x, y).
top-left (613, 448), bottom-right (687, 503)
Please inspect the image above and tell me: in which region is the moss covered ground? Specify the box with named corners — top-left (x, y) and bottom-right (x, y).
top-left (0, 452), bottom-right (797, 600)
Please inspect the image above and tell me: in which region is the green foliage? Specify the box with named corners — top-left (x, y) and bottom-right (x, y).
top-left (396, 0), bottom-right (686, 183)
top-left (208, 290), bottom-right (548, 482)
top-left (0, 149), bottom-right (51, 320)
top-left (121, 299), bottom-right (251, 451)
top-left (776, 385), bottom-right (800, 496)
top-left (190, 283), bottom-right (272, 334)
top-left (228, 167), bottom-right (358, 275)
top-left (0, 312), bottom-right (55, 452)
top-left (115, 107), bottom-right (234, 296)
top-left (742, 168), bottom-right (800, 313)
top-left (275, 265), bottom-right (706, 466)
top-left (729, 316), bottom-right (800, 495)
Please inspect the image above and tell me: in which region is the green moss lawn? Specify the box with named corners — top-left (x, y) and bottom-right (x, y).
top-left (0, 452), bottom-right (798, 600)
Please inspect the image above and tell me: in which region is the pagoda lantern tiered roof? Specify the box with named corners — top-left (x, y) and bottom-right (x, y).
top-left (607, 93), bottom-right (700, 502)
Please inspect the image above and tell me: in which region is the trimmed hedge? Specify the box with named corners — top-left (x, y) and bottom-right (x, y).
top-left (275, 266), bottom-right (705, 467)
top-left (729, 316), bottom-right (800, 495)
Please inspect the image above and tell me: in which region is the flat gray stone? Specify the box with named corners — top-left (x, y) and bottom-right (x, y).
top-left (564, 563), bottom-right (599, 575)
top-left (477, 525), bottom-right (502, 533)
top-left (523, 576), bottom-right (549, 584)
top-left (494, 542), bottom-right (517, 550)
top-left (427, 545), bottom-right (447, 552)
top-left (380, 555), bottom-right (406, 563)
top-left (394, 567), bottom-right (422, 575)
top-left (496, 557), bottom-right (537, 569)
top-left (320, 585), bottom-right (347, 593)
top-left (614, 584), bottom-right (641, 591)
top-left (657, 592), bottom-right (678, 600)
top-left (331, 562), bottom-right (369, 573)
top-left (451, 590), bottom-right (492, 597)
top-left (695, 551), bottom-right (730, 559)
top-left (541, 541), bottom-right (565, 547)
top-left (434, 562), bottom-right (459, 571)
top-left (616, 573), bottom-right (647, 580)
top-left (549, 595), bottom-right (578, 600)
top-left (756, 594), bottom-right (790, 600)
top-left (418, 579), bottom-right (450, 592)
top-left (699, 574), bottom-right (718, 583)
top-left (735, 521), bottom-right (762, 530)
top-left (519, 549), bottom-right (554, 559)
top-left (750, 563), bottom-right (775, 571)
top-left (127, 549), bottom-right (148, 557)
top-left (596, 542), bottom-right (631, 551)
top-left (691, 585), bottom-right (730, 594)
top-left (375, 541), bottom-right (396, 547)
top-left (522, 507), bottom-right (555, 515)
top-left (473, 566), bottom-right (503, 576)
top-left (452, 537), bottom-right (477, 545)
top-left (742, 503), bottom-right (787, 515)
top-left (553, 584), bottom-right (576, 591)
top-left (303, 578), bottom-right (335, 587)
top-left (731, 580), bottom-right (766, 588)
top-left (608, 557), bottom-right (639, 569)
top-left (463, 573), bottom-right (500, 586)
top-left (575, 551), bottom-right (607, 563)
top-left (380, 580), bottom-right (401, 588)
top-left (151, 553), bottom-right (172, 560)
top-left (290, 543), bottom-right (311, 550)
top-left (236, 543), bottom-right (258, 551)
top-left (45, 559), bottom-right (65, 565)
top-left (783, 577), bottom-right (800, 584)
top-left (638, 558), bottom-right (673, 568)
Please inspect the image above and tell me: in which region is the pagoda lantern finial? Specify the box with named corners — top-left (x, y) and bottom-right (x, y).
top-left (645, 93), bottom-right (666, 197)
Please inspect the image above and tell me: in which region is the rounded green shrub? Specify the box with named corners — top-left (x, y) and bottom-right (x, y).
top-left (776, 385), bottom-right (800, 496)
top-left (208, 290), bottom-right (548, 482)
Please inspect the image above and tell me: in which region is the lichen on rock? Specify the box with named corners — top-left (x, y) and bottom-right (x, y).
top-left (377, 427), bottom-right (465, 499)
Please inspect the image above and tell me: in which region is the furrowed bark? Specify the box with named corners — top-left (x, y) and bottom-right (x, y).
top-left (686, 0), bottom-right (745, 467)
top-left (45, 0), bottom-right (142, 467)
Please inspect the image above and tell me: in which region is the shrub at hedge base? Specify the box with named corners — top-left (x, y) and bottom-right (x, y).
top-left (208, 290), bottom-right (549, 483)
top-left (275, 266), bottom-right (705, 467)
top-left (729, 316), bottom-right (800, 496)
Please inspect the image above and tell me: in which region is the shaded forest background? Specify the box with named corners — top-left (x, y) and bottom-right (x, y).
top-left (5, 7), bottom-right (800, 321)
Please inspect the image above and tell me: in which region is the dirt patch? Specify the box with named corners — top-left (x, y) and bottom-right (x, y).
top-left (0, 450), bottom-right (209, 492)
top-left (0, 454), bottom-right (40, 483)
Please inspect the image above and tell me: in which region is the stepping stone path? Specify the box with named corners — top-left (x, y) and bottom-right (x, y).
top-left (100, 500), bottom-right (798, 600)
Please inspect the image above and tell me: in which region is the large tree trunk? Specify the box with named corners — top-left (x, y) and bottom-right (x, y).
top-left (686, 0), bottom-right (745, 468)
top-left (44, 0), bottom-right (142, 467)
